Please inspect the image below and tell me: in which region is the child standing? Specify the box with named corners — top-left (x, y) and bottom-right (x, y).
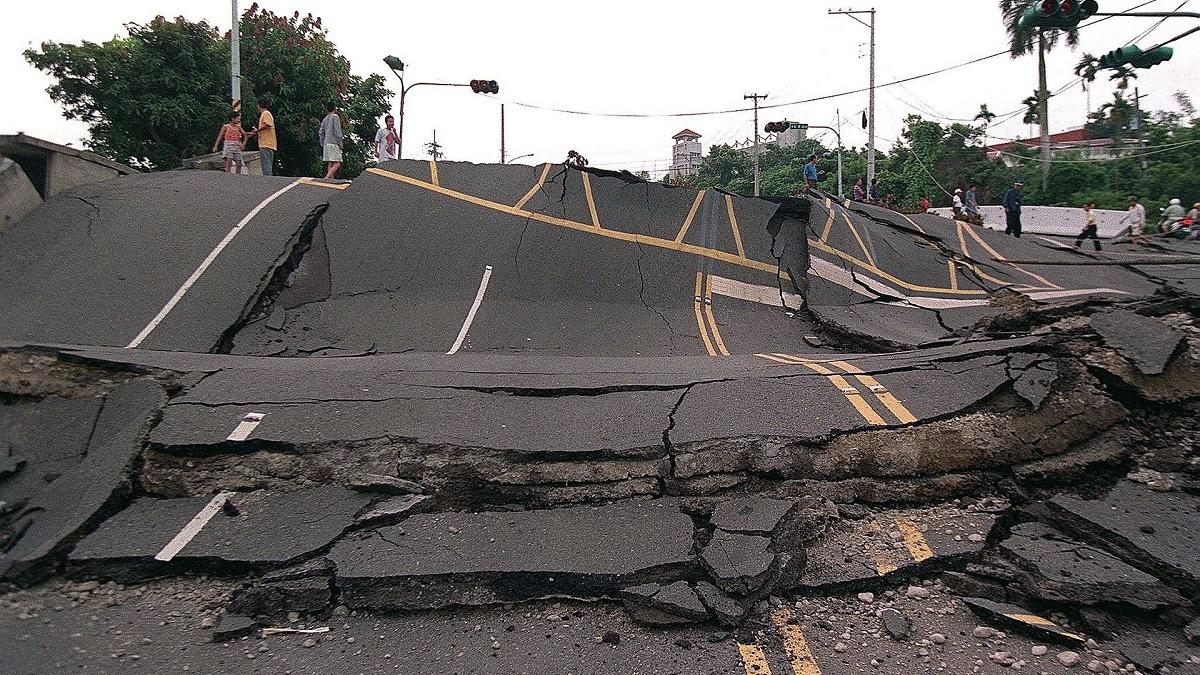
top-left (1074, 202), bottom-right (1102, 251)
top-left (212, 112), bottom-right (246, 174)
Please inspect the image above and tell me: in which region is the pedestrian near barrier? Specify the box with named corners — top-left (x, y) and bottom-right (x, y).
top-left (212, 112), bottom-right (246, 174)
top-left (1118, 196), bottom-right (1147, 246)
top-left (1002, 181), bottom-right (1024, 238)
top-left (952, 188), bottom-right (964, 219)
top-left (319, 102), bottom-right (344, 180)
top-left (1074, 202), bottom-right (1101, 251)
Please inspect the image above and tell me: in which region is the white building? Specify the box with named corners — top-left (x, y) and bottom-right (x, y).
top-left (669, 129), bottom-right (702, 179)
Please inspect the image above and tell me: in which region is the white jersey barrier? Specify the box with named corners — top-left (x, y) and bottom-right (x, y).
top-left (928, 206), bottom-right (1129, 238)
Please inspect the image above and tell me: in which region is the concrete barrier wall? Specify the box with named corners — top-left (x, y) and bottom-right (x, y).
top-left (0, 157), bottom-right (43, 233)
top-left (928, 205), bottom-right (1129, 237)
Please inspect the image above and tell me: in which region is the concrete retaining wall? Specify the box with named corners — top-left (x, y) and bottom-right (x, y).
top-left (928, 205), bottom-right (1129, 238)
top-left (0, 157), bottom-right (43, 233)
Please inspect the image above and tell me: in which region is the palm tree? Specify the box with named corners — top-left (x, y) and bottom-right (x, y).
top-left (1075, 52), bottom-right (1099, 113)
top-left (974, 104), bottom-right (997, 149)
top-left (1108, 65), bottom-right (1138, 91)
top-left (999, 0), bottom-right (1083, 190)
top-left (1022, 93), bottom-right (1041, 128)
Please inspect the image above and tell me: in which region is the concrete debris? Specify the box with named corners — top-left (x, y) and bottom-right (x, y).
top-left (1090, 309), bottom-right (1183, 375)
top-left (880, 607), bottom-right (911, 639)
top-left (212, 614), bottom-right (258, 642)
top-left (346, 474), bottom-right (425, 496)
top-left (699, 529), bottom-right (776, 596)
top-left (694, 581), bottom-right (746, 627)
top-left (353, 494), bottom-right (431, 527)
top-left (962, 597), bottom-right (1086, 645)
top-left (621, 581), bottom-right (709, 625)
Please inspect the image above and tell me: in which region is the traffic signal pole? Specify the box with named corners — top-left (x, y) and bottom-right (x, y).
top-left (383, 59), bottom-right (499, 160)
top-left (744, 93), bottom-right (768, 196)
top-left (230, 0), bottom-right (240, 112)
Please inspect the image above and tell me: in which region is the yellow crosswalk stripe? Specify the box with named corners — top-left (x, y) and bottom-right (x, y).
top-left (429, 159), bottom-right (439, 186)
top-left (581, 171), bottom-right (601, 228)
top-left (513, 163), bottom-right (552, 210)
top-left (738, 642), bottom-right (774, 674)
top-left (771, 608), bottom-right (823, 675)
top-left (675, 189), bottom-right (706, 242)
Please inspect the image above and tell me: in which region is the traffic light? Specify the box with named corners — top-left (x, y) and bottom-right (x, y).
top-left (764, 121), bottom-right (788, 133)
top-left (470, 79), bottom-right (500, 94)
top-left (1098, 45), bottom-right (1141, 69)
top-left (1131, 46), bottom-right (1173, 69)
top-left (1018, 0), bottom-right (1098, 30)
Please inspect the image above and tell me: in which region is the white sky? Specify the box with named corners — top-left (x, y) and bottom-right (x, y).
top-left (3, 0), bottom-right (1197, 176)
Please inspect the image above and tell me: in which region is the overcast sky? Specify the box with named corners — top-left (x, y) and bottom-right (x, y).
top-left (3, 0), bottom-right (1196, 175)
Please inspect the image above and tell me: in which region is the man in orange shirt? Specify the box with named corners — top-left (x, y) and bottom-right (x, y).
top-left (250, 100), bottom-right (277, 176)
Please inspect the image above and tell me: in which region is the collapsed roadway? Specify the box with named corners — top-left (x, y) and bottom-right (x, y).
top-left (2, 160), bottom-right (1200, 674)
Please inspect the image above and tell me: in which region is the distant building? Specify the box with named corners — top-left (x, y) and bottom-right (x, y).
top-left (987, 127), bottom-right (1118, 166)
top-left (669, 129), bottom-right (702, 180)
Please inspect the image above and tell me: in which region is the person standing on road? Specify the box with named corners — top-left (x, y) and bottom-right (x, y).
top-left (1075, 202), bottom-right (1102, 251)
top-left (374, 115), bottom-right (399, 163)
top-left (952, 188), bottom-right (964, 219)
top-left (319, 102), bottom-right (344, 180)
top-left (250, 100), bottom-right (277, 176)
top-left (869, 178), bottom-right (880, 203)
top-left (803, 155), bottom-right (819, 190)
top-left (1119, 195), bottom-right (1147, 246)
top-left (964, 184), bottom-right (980, 222)
top-left (1002, 181), bottom-right (1024, 238)
top-left (212, 112), bottom-right (246, 174)
top-left (852, 178), bottom-right (865, 202)
top-left (918, 195), bottom-right (931, 213)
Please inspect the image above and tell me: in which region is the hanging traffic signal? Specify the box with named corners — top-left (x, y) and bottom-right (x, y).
top-left (470, 79), bottom-right (500, 94)
top-left (1131, 46), bottom-right (1173, 69)
top-left (764, 121), bottom-right (786, 133)
top-left (1018, 0), bottom-right (1098, 30)
top-left (1098, 45), bottom-right (1142, 69)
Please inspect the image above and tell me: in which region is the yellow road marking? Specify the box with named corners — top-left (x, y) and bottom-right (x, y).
top-left (947, 260), bottom-right (959, 290)
top-left (843, 198), bottom-right (851, 208)
top-left (738, 642), bottom-right (774, 674)
top-left (514, 163), bottom-right (552, 210)
top-left (367, 167), bottom-right (781, 275)
top-left (675, 190), bottom-right (706, 242)
top-left (703, 274), bottom-right (731, 356)
top-left (429, 160), bottom-right (439, 186)
top-left (894, 517), bottom-right (934, 562)
top-left (961, 223), bottom-right (1062, 290)
top-left (841, 210), bottom-right (876, 267)
top-left (819, 198), bottom-right (835, 242)
top-left (726, 195), bottom-right (747, 258)
top-left (581, 171), bottom-right (601, 228)
top-left (296, 177), bottom-right (350, 190)
top-left (867, 521), bottom-right (902, 574)
top-left (770, 608), bottom-right (822, 675)
top-left (770, 354), bottom-right (887, 426)
top-left (829, 361), bottom-right (917, 424)
top-left (955, 221), bottom-right (1015, 288)
top-left (807, 237), bottom-right (987, 296)
top-left (694, 273), bottom-right (718, 357)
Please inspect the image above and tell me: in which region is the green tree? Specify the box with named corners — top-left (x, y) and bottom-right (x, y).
top-left (25, 7), bottom-right (390, 176)
top-left (999, 0), bottom-right (1083, 190)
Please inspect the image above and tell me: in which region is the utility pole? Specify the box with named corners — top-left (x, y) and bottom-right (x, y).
top-left (230, 0), bottom-right (241, 112)
top-left (500, 103), bottom-right (506, 164)
top-left (744, 93), bottom-right (768, 196)
top-left (836, 110), bottom-right (844, 198)
top-left (426, 130), bottom-right (444, 160)
top-left (1133, 87), bottom-right (1147, 169)
top-left (829, 8), bottom-right (876, 188)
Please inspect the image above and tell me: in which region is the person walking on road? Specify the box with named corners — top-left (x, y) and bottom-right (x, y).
top-left (803, 155), bottom-right (819, 190)
top-left (964, 184), bottom-right (980, 223)
top-left (1075, 202), bottom-right (1102, 251)
top-left (1002, 181), bottom-right (1024, 238)
top-left (250, 100), bottom-right (277, 176)
top-left (212, 112), bottom-right (246, 174)
top-left (319, 102), bottom-right (344, 180)
top-left (375, 115), bottom-right (399, 163)
top-left (1119, 196), bottom-right (1147, 246)
top-left (952, 188), bottom-right (964, 219)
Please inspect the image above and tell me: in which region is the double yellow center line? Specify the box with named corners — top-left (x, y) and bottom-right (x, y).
top-left (756, 354), bottom-right (917, 425)
top-left (694, 273), bottom-right (730, 356)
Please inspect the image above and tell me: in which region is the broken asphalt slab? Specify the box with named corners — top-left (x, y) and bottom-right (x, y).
top-left (1036, 480), bottom-right (1200, 592)
top-left (962, 596), bottom-right (1087, 645)
top-left (996, 522), bottom-right (1186, 610)
top-left (0, 379), bottom-right (165, 584)
top-left (68, 486), bottom-right (370, 579)
top-left (328, 499), bottom-right (694, 610)
top-left (1090, 309), bottom-right (1184, 375)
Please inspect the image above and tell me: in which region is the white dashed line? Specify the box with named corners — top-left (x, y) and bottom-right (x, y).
top-left (226, 412), bottom-right (265, 441)
top-left (447, 265), bottom-right (493, 355)
top-left (154, 491), bottom-right (234, 562)
top-left (126, 180), bottom-right (301, 349)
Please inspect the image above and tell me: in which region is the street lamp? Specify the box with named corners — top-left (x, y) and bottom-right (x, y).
top-left (383, 56), bottom-right (500, 160)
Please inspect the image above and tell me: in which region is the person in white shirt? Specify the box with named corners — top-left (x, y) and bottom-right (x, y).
top-left (952, 188), bottom-right (964, 219)
top-left (375, 115), bottom-right (400, 163)
top-left (1118, 196), bottom-right (1147, 246)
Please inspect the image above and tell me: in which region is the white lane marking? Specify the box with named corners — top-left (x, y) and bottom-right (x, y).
top-left (709, 275), bottom-right (805, 308)
top-left (125, 180), bottom-right (301, 349)
top-left (154, 491), bottom-right (235, 562)
top-left (447, 265), bottom-right (493, 355)
top-left (226, 412), bottom-right (265, 441)
top-left (809, 256), bottom-right (992, 309)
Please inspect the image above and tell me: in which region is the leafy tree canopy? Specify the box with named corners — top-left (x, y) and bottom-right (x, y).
top-left (25, 5), bottom-right (391, 176)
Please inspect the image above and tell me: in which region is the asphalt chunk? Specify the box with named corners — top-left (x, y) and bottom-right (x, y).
top-left (1090, 309), bottom-right (1184, 375)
